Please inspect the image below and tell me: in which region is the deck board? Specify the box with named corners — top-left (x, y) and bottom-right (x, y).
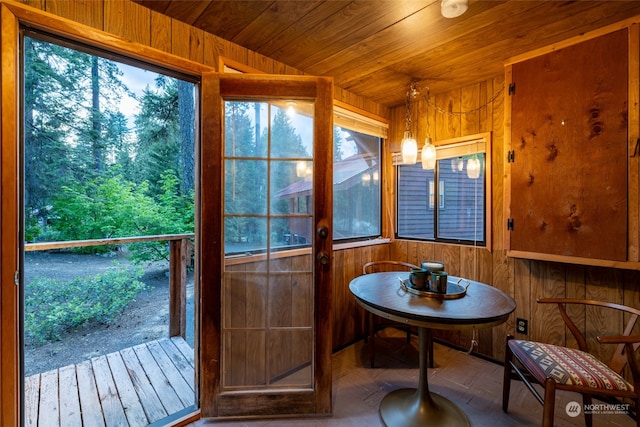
top-left (106, 352), bottom-right (148, 426)
top-left (24, 373), bottom-right (40, 427)
top-left (76, 360), bottom-right (106, 427)
top-left (92, 355), bottom-right (128, 426)
top-left (58, 364), bottom-right (82, 426)
top-left (24, 337), bottom-right (195, 427)
top-left (132, 343), bottom-right (184, 414)
top-left (146, 340), bottom-right (194, 406)
top-left (39, 369), bottom-right (60, 425)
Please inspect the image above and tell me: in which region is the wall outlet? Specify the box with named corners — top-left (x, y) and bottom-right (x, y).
top-left (516, 318), bottom-right (528, 335)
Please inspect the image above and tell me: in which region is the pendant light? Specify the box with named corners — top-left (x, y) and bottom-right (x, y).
top-left (421, 137), bottom-right (436, 169)
top-left (401, 83), bottom-right (418, 164)
top-left (421, 88), bottom-right (436, 169)
top-left (467, 155), bottom-right (481, 179)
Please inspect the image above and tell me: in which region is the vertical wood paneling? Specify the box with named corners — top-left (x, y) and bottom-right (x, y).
top-left (564, 265), bottom-right (586, 349)
top-left (332, 249), bottom-right (347, 346)
top-left (530, 262), bottom-right (565, 343)
top-left (434, 90), bottom-right (461, 140)
top-left (461, 84), bottom-right (480, 135)
top-left (150, 10), bottom-right (172, 52)
top-left (171, 19), bottom-right (204, 63)
top-left (203, 32), bottom-right (220, 69)
top-left (46, 0), bottom-right (104, 28)
top-left (585, 267), bottom-right (624, 362)
top-left (104, 0), bottom-right (150, 45)
top-left (629, 23), bottom-right (639, 261)
top-left (490, 73), bottom-right (512, 359)
top-left (247, 51), bottom-right (274, 74)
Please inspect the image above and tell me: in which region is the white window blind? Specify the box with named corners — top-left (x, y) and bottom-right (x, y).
top-left (334, 105), bottom-right (388, 139)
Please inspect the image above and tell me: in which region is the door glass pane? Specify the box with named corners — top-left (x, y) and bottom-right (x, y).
top-left (223, 100), bottom-right (314, 390)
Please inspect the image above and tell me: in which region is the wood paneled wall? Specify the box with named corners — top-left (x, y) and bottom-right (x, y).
top-left (382, 73), bottom-right (640, 370)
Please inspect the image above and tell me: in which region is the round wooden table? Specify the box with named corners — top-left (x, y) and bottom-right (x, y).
top-left (349, 272), bottom-right (516, 427)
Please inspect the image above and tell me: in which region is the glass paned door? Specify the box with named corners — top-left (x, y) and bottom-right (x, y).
top-left (200, 74), bottom-right (333, 418)
top-left (223, 100), bottom-right (314, 389)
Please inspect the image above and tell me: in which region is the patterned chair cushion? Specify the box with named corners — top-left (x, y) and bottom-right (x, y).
top-left (509, 339), bottom-right (633, 392)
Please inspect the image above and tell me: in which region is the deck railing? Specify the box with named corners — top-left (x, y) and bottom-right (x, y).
top-left (24, 233), bottom-right (195, 338)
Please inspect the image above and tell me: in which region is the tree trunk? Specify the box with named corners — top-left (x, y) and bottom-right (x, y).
top-left (178, 81), bottom-right (195, 195)
top-left (91, 56), bottom-right (103, 172)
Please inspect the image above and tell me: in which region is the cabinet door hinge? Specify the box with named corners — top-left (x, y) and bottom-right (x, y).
top-left (507, 218), bottom-right (514, 231)
top-left (507, 150), bottom-right (515, 163)
top-left (508, 82), bottom-right (516, 95)
top-left (14, 270), bottom-right (19, 286)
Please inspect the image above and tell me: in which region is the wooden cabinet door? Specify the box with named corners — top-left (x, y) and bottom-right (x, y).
top-left (509, 29), bottom-right (628, 261)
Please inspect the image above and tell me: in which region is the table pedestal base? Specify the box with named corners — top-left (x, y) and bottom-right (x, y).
top-left (380, 388), bottom-right (470, 427)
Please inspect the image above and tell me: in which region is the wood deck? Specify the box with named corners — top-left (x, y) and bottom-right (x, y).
top-left (25, 337), bottom-right (195, 427)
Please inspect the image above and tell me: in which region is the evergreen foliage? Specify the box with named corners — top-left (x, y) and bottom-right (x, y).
top-left (24, 267), bottom-right (145, 342)
top-left (24, 36), bottom-right (195, 262)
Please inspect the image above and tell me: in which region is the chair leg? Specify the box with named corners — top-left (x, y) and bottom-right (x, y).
top-left (582, 394), bottom-right (592, 427)
top-left (502, 335), bottom-right (514, 412)
top-left (369, 312), bottom-right (376, 368)
top-left (542, 378), bottom-right (556, 427)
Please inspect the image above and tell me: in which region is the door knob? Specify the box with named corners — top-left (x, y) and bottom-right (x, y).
top-left (317, 226), bottom-right (329, 239)
top-left (317, 252), bottom-right (330, 265)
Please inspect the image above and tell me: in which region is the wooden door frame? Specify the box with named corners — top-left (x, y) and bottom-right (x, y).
top-left (0, 2), bottom-right (211, 424)
top-left (200, 73), bottom-right (333, 418)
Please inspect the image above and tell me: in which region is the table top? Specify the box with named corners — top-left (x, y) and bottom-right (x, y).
top-left (349, 272), bottom-right (516, 330)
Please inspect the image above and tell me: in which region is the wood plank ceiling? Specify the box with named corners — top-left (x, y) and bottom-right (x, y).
top-left (134, 0), bottom-right (640, 108)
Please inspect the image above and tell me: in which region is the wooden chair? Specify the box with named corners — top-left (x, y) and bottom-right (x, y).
top-left (362, 260), bottom-right (419, 368)
top-left (502, 298), bottom-right (640, 427)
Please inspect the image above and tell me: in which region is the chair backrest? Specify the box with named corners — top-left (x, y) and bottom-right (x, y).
top-left (362, 260), bottom-right (419, 275)
top-left (540, 298), bottom-right (640, 374)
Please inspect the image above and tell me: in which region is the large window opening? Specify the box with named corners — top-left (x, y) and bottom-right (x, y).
top-left (396, 133), bottom-right (490, 245)
top-left (333, 105), bottom-right (384, 241)
top-left (22, 31), bottom-right (198, 424)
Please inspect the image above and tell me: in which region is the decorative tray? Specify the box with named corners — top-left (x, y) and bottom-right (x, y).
top-left (399, 278), bottom-right (470, 300)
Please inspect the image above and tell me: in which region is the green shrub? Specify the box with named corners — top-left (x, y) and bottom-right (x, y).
top-left (50, 171), bottom-right (193, 262)
top-left (24, 266), bottom-right (146, 343)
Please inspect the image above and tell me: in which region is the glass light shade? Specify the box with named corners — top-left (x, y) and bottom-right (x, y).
top-left (401, 131), bottom-right (418, 164)
top-left (467, 157), bottom-right (481, 179)
top-left (296, 160), bottom-right (307, 177)
top-left (286, 101), bottom-right (296, 118)
top-left (373, 170), bottom-right (379, 184)
top-left (421, 137), bottom-right (436, 169)
top-left (362, 172), bottom-right (371, 186)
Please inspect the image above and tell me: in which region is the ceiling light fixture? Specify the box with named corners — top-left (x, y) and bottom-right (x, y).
top-left (441, 0), bottom-right (468, 18)
top-left (421, 137), bottom-right (436, 169)
top-left (421, 87), bottom-right (436, 169)
top-left (401, 83), bottom-right (418, 164)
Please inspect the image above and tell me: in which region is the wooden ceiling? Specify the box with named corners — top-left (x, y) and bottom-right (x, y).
top-left (134, 0), bottom-right (640, 108)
